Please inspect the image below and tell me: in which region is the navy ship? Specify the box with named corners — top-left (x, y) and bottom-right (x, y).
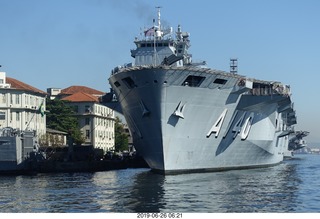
top-left (108, 8), bottom-right (298, 174)
top-left (0, 127), bottom-right (40, 174)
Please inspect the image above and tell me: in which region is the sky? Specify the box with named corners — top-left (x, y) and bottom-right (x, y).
top-left (0, 0), bottom-right (319, 143)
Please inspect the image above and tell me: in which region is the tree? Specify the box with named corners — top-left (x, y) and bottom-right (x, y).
top-left (46, 99), bottom-right (85, 145)
top-left (114, 117), bottom-right (129, 152)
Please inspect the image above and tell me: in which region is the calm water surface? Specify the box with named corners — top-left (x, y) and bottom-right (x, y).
top-left (0, 154), bottom-right (320, 213)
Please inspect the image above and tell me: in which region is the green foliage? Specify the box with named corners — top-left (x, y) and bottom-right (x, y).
top-left (114, 117), bottom-right (128, 152)
top-left (46, 99), bottom-right (85, 145)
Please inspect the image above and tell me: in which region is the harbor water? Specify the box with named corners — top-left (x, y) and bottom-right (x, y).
top-left (0, 154), bottom-right (320, 213)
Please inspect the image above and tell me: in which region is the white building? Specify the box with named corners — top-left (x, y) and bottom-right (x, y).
top-left (0, 72), bottom-right (47, 136)
top-left (54, 86), bottom-right (115, 153)
top-left (46, 88), bottom-right (61, 100)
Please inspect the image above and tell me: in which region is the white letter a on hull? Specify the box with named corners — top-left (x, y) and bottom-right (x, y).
top-left (207, 108), bottom-right (228, 138)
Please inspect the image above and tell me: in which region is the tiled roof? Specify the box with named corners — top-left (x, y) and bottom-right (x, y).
top-left (6, 77), bottom-right (47, 95)
top-left (61, 91), bottom-right (99, 102)
top-left (61, 86), bottom-right (104, 96)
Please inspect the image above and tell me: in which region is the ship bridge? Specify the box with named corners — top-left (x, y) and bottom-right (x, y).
top-left (130, 7), bottom-right (191, 67)
top-left (131, 39), bottom-right (179, 66)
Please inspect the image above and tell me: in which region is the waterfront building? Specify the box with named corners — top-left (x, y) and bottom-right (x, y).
top-left (48, 86), bottom-right (115, 153)
top-left (0, 72), bottom-right (47, 136)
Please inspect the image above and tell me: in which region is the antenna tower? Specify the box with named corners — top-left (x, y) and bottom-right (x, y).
top-left (230, 58), bottom-right (238, 74)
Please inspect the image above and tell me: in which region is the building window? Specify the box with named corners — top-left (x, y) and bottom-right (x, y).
top-left (85, 105), bottom-right (91, 113)
top-left (0, 93), bottom-right (6, 104)
top-left (85, 118), bottom-right (90, 125)
top-left (86, 130), bottom-right (90, 139)
top-left (16, 95), bottom-right (20, 104)
top-left (0, 112), bottom-right (5, 120)
top-left (30, 96), bottom-right (34, 105)
top-left (16, 112), bottom-right (20, 121)
top-left (73, 105), bottom-right (78, 113)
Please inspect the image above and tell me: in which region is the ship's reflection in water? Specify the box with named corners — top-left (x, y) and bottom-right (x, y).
top-left (1, 155), bottom-right (319, 213)
top-left (124, 160), bottom-right (301, 212)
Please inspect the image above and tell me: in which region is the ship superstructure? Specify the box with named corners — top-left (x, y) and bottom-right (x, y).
top-left (289, 131), bottom-right (309, 151)
top-left (108, 8), bottom-right (298, 173)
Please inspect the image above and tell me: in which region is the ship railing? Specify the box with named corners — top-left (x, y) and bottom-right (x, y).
top-left (111, 64), bottom-right (152, 75)
top-left (111, 63), bottom-right (134, 75)
top-left (251, 87), bottom-right (273, 96)
top-left (274, 84), bottom-right (291, 96)
top-left (0, 127), bottom-right (20, 137)
top-left (250, 87), bottom-right (278, 96)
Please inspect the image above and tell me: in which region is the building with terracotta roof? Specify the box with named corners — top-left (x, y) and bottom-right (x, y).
top-left (47, 85), bottom-right (105, 100)
top-left (53, 86), bottom-right (115, 153)
top-left (0, 72), bottom-right (47, 137)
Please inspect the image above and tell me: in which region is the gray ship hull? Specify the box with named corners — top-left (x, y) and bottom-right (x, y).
top-left (0, 128), bottom-right (39, 174)
top-left (109, 66), bottom-right (293, 173)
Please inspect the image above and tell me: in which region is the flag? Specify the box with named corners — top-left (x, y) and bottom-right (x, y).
top-left (38, 101), bottom-right (45, 117)
top-left (144, 26), bottom-right (155, 36)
